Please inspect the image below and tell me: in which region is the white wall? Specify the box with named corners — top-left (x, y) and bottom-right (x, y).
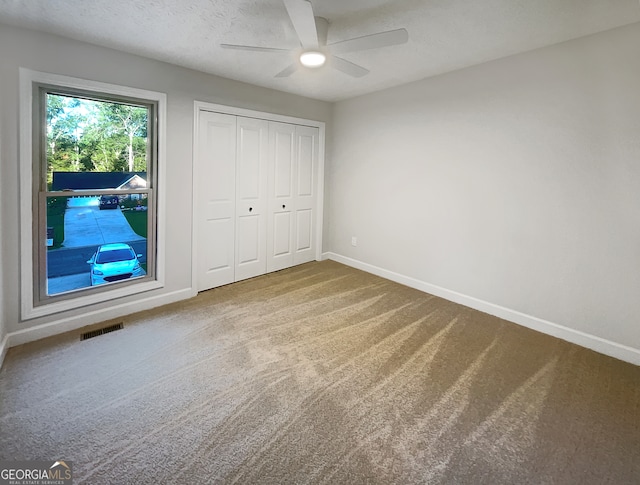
top-left (328, 22), bottom-right (640, 362)
top-left (0, 24), bottom-right (331, 345)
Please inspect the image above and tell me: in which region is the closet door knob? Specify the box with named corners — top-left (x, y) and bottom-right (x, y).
top-left (249, 207), bottom-right (253, 212)
top-left (282, 204), bottom-right (286, 209)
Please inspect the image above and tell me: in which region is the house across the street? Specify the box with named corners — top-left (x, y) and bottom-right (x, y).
top-left (51, 171), bottom-right (147, 191)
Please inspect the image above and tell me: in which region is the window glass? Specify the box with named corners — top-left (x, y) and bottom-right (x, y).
top-left (42, 92), bottom-right (154, 297)
top-left (46, 94), bottom-right (148, 184)
top-left (45, 194), bottom-right (149, 295)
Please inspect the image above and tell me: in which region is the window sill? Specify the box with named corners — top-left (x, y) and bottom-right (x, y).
top-left (22, 279), bottom-right (164, 320)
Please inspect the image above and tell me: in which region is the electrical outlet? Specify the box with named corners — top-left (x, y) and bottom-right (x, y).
top-left (351, 236), bottom-right (357, 247)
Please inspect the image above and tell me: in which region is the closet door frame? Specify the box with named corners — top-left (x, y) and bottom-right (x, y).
top-left (192, 101), bottom-right (325, 292)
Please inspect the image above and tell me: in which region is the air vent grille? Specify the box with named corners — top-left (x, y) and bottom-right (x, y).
top-left (81, 323), bottom-right (124, 341)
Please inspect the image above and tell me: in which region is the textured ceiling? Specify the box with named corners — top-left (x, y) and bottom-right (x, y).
top-left (1, 0), bottom-right (639, 102)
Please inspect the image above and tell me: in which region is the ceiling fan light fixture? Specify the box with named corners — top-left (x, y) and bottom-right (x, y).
top-left (299, 51), bottom-right (326, 68)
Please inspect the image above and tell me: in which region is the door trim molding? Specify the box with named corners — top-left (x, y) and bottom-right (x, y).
top-left (192, 101), bottom-right (325, 293)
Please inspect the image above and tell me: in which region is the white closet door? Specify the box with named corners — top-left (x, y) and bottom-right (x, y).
top-left (267, 122), bottom-right (296, 272)
top-left (235, 117), bottom-right (269, 281)
top-left (196, 111), bottom-right (237, 291)
top-left (294, 125), bottom-right (319, 265)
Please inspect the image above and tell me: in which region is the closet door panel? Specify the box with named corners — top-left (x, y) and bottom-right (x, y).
top-left (196, 111), bottom-right (237, 291)
top-left (237, 213), bottom-right (261, 264)
top-left (267, 122), bottom-right (296, 272)
top-left (297, 137), bottom-right (313, 197)
top-left (203, 217), bottom-right (233, 272)
top-left (293, 126), bottom-right (318, 264)
top-left (235, 117), bottom-right (269, 281)
top-left (295, 209), bottom-right (312, 252)
top-left (273, 212), bottom-right (293, 255)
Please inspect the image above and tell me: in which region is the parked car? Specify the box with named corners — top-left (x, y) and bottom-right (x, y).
top-left (99, 194), bottom-right (119, 210)
top-left (87, 243), bottom-right (145, 286)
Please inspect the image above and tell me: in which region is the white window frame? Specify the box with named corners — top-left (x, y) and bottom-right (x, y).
top-left (19, 69), bottom-right (166, 320)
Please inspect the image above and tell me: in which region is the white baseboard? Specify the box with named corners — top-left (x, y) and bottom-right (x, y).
top-left (0, 333), bottom-right (9, 370)
top-left (5, 288), bottom-right (196, 351)
top-left (325, 252), bottom-right (640, 366)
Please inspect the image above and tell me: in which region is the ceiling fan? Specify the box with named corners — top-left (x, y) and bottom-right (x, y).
top-left (221, 0), bottom-right (409, 78)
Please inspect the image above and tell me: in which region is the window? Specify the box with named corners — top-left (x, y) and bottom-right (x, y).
top-left (41, 91), bottom-right (153, 297)
top-left (20, 70), bottom-right (166, 319)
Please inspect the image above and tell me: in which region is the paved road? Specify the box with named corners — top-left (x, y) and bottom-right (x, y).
top-left (47, 240), bottom-right (147, 277)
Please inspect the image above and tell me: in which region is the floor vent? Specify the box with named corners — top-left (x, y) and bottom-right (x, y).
top-left (81, 323), bottom-right (124, 341)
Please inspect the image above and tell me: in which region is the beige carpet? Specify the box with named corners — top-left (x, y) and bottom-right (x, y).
top-left (1, 260), bottom-right (639, 484)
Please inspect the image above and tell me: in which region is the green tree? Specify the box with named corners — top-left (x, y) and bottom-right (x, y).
top-left (46, 95), bottom-right (87, 184)
top-left (97, 103), bottom-right (148, 172)
top-left (46, 95), bottom-right (148, 179)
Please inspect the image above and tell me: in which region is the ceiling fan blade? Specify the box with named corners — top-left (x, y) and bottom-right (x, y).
top-left (283, 0), bottom-right (318, 50)
top-left (331, 56), bottom-right (369, 78)
top-left (221, 44), bottom-right (288, 53)
top-left (329, 28), bottom-right (409, 54)
top-left (275, 63), bottom-right (298, 78)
